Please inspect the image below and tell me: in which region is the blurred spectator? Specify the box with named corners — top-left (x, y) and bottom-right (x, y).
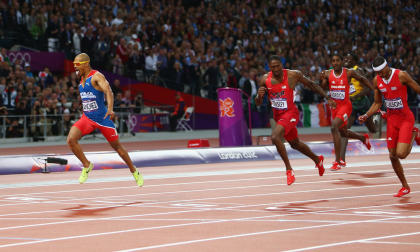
top-left (72, 26), bottom-right (83, 55)
top-left (0, 0), bottom-right (418, 138)
top-left (168, 61), bottom-right (186, 92)
top-left (202, 59), bottom-right (221, 100)
top-left (111, 79), bottom-right (123, 94)
top-left (131, 93), bottom-right (144, 114)
top-left (2, 82), bottom-right (17, 109)
top-left (144, 46), bottom-right (158, 82)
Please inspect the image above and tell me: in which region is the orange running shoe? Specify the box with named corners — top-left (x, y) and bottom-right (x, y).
top-left (286, 170), bottom-right (295, 185)
top-left (339, 160), bottom-right (346, 168)
top-left (413, 127), bottom-right (420, 145)
top-left (316, 155), bottom-right (325, 176)
top-left (393, 187), bottom-right (410, 197)
top-left (363, 133), bottom-right (371, 150)
top-left (330, 161), bottom-right (341, 171)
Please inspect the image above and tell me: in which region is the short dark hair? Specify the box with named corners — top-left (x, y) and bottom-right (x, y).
top-left (372, 56), bottom-right (386, 68)
top-left (346, 51), bottom-right (358, 62)
top-left (269, 55), bottom-right (282, 63)
top-left (331, 53), bottom-right (342, 60)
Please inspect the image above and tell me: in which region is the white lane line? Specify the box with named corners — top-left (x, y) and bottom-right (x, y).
top-left (0, 175), bottom-right (286, 197)
top-left (1, 169), bottom-right (419, 211)
top-left (0, 161), bottom-right (416, 247)
top-left (359, 240), bottom-right (420, 246)
top-left (0, 178), bottom-right (419, 223)
top-left (0, 188), bottom-right (418, 236)
top-left (0, 237), bottom-right (45, 241)
top-left (0, 189), bottom-right (417, 248)
top-left (1, 159), bottom-right (420, 189)
top-left (0, 164), bottom-right (418, 202)
top-left (115, 215), bottom-right (417, 252)
top-left (284, 231), bottom-right (420, 252)
top-left (0, 210), bottom-right (410, 249)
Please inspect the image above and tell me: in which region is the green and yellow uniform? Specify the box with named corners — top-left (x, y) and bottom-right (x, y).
top-left (350, 65), bottom-right (371, 114)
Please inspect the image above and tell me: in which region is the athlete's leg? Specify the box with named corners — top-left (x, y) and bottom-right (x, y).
top-left (271, 124), bottom-right (292, 171)
top-left (340, 112), bottom-right (356, 163)
top-left (339, 127), bottom-right (365, 142)
top-left (365, 116), bottom-right (377, 133)
top-left (67, 126), bottom-right (90, 168)
top-left (389, 147), bottom-right (410, 190)
top-left (109, 139), bottom-right (136, 173)
top-left (395, 122), bottom-right (416, 159)
top-left (288, 137), bottom-right (320, 164)
top-left (331, 117), bottom-right (344, 162)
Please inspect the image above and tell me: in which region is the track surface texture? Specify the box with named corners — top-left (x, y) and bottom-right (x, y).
top-left (0, 152), bottom-right (419, 251)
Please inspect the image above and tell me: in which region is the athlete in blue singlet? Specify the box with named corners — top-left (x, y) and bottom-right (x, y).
top-left (67, 53), bottom-right (143, 186)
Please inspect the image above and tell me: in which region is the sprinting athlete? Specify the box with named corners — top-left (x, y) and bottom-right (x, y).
top-left (320, 54), bottom-right (373, 171)
top-left (67, 53), bottom-right (143, 186)
top-left (359, 56), bottom-right (420, 197)
top-left (255, 55), bottom-right (335, 185)
top-left (340, 52), bottom-right (377, 167)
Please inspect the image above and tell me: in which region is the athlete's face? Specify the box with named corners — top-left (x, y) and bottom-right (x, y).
top-left (331, 56), bottom-right (342, 72)
top-left (376, 65), bottom-right (391, 79)
top-left (269, 59), bottom-right (283, 78)
top-left (343, 55), bottom-right (353, 68)
top-left (73, 57), bottom-right (90, 78)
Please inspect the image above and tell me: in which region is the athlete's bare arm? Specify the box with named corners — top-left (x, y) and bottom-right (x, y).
top-left (359, 78), bottom-right (382, 122)
top-left (400, 71), bottom-right (420, 94)
top-left (319, 69), bottom-right (330, 90)
top-left (348, 68), bottom-right (374, 91)
top-left (255, 74), bottom-right (267, 106)
top-left (92, 73), bottom-right (115, 119)
top-left (292, 70), bottom-right (336, 108)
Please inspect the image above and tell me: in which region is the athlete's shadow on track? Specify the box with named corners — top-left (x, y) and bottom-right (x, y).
top-left (331, 172), bottom-right (387, 186)
top-left (395, 197), bottom-right (420, 211)
top-left (62, 201), bottom-right (143, 217)
top-left (265, 200), bottom-right (329, 214)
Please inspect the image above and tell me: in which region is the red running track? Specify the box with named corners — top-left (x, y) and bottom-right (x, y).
top-left (0, 153), bottom-right (419, 251)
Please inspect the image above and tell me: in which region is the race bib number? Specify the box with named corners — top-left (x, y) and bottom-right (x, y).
top-left (271, 98), bottom-right (288, 110)
top-left (349, 84), bottom-right (356, 95)
top-left (82, 100), bottom-right (99, 112)
top-left (330, 90), bottom-right (345, 100)
top-left (385, 98), bottom-right (403, 110)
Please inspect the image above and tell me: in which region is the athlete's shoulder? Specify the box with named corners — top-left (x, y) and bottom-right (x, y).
top-left (91, 70), bottom-right (106, 81)
top-left (259, 73), bottom-right (269, 86)
top-left (287, 69), bottom-right (301, 76)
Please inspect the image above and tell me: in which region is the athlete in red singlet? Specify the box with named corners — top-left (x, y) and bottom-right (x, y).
top-left (359, 56), bottom-right (420, 197)
top-left (255, 55), bottom-right (336, 185)
top-left (320, 54), bottom-right (374, 171)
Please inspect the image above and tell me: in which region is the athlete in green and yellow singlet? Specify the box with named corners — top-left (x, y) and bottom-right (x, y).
top-left (340, 52), bottom-right (377, 166)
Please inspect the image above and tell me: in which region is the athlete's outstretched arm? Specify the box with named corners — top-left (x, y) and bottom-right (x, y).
top-left (400, 71), bottom-right (420, 94)
top-left (295, 70), bottom-right (336, 108)
top-left (319, 70), bottom-right (329, 90)
top-left (348, 69), bottom-right (374, 91)
top-left (94, 73), bottom-right (115, 119)
top-left (359, 78), bottom-right (382, 123)
top-left (255, 74), bottom-right (267, 106)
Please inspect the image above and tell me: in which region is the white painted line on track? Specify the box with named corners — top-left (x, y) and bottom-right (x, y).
top-left (0, 209), bottom-right (413, 250)
top-left (359, 240), bottom-right (420, 246)
top-left (284, 231), bottom-right (420, 252)
top-left (1, 159), bottom-right (420, 189)
top-left (0, 159), bottom-right (418, 249)
top-left (0, 177), bottom-right (419, 222)
top-left (1, 167), bottom-right (419, 211)
top-left (115, 215), bottom-right (420, 252)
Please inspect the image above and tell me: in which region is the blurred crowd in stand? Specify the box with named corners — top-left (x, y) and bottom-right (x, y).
top-left (0, 0), bottom-right (419, 137)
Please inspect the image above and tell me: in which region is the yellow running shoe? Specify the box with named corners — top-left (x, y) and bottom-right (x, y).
top-left (132, 168), bottom-right (144, 187)
top-left (79, 162), bottom-right (93, 184)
